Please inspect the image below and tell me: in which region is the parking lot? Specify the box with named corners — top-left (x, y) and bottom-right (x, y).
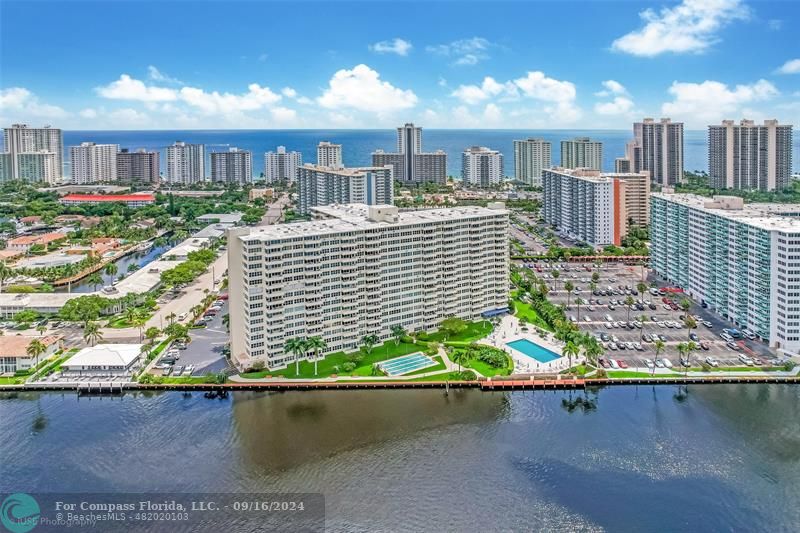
top-left (155, 298), bottom-right (231, 377)
top-left (520, 259), bottom-right (777, 369)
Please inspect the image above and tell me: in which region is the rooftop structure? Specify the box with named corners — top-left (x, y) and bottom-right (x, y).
top-left (61, 344), bottom-right (143, 375)
top-left (59, 193), bottom-right (155, 207)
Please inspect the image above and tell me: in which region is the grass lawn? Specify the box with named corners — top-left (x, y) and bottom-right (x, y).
top-left (426, 321), bottom-right (493, 343)
top-left (240, 341), bottom-right (426, 379)
top-left (561, 364), bottom-right (594, 376)
top-left (0, 376), bottom-right (27, 385)
top-left (607, 371), bottom-right (683, 379)
top-left (512, 296), bottom-right (552, 331)
top-left (464, 356), bottom-right (513, 378)
top-left (160, 376), bottom-right (213, 384)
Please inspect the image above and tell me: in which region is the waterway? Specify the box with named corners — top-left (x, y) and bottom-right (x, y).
top-left (2, 385), bottom-right (799, 531)
top-left (54, 241), bottom-right (173, 293)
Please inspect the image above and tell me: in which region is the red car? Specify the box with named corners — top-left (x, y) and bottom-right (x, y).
top-left (217, 293), bottom-right (229, 300)
top-left (662, 297), bottom-right (671, 304)
top-left (617, 360), bottom-right (629, 369)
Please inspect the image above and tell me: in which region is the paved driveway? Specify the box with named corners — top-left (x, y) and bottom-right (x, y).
top-left (178, 300), bottom-right (231, 375)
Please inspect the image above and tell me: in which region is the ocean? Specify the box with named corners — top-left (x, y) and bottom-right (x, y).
top-left (58, 129), bottom-right (731, 179)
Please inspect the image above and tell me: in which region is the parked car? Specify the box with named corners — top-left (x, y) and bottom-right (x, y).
top-left (738, 354), bottom-right (753, 365)
top-left (193, 320), bottom-right (207, 328)
top-left (661, 358), bottom-right (673, 368)
top-left (178, 313), bottom-right (188, 321)
top-left (699, 341), bottom-right (710, 351)
top-left (617, 359), bottom-right (629, 369)
top-left (599, 359), bottom-right (611, 368)
top-left (173, 365), bottom-right (185, 376)
top-left (162, 366), bottom-right (173, 376)
top-left (705, 357), bottom-right (719, 367)
top-left (689, 333), bottom-right (699, 341)
top-left (184, 365), bottom-right (195, 375)
top-left (609, 359), bottom-right (620, 369)
top-left (726, 341), bottom-right (740, 351)
top-left (655, 359), bottom-right (665, 368)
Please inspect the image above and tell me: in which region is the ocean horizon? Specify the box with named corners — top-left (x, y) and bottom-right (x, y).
top-left (51, 128), bottom-right (735, 178)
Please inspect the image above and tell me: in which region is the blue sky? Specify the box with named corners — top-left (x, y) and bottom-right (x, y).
top-left (0, 0), bottom-right (798, 129)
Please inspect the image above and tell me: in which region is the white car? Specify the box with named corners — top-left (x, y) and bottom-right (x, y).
top-left (178, 313), bottom-right (188, 321)
top-left (644, 359), bottom-right (655, 369)
top-left (661, 358), bottom-right (673, 368)
top-left (705, 357), bottom-right (720, 367)
top-left (609, 359), bottom-right (620, 369)
top-left (583, 316), bottom-right (592, 323)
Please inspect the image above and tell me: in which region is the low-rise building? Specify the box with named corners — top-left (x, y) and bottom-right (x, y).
top-left (249, 188), bottom-right (274, 202)
top-left (0, 335), bottom-right (61, 374)
top-left (60, 344), bottom-right (143, 376)
top-left (6, 232), bottom-right (67, 252)
top-left (195, 213), bottom-right (242, 226)
top-left (59, 193), bottom-right (155, 208)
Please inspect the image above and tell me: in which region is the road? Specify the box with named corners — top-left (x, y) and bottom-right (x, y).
top-left (258, 193), bottom-right (290, 225)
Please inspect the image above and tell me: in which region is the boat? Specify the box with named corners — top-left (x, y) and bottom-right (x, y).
top-left (137, 241), bottom-right (154, 251)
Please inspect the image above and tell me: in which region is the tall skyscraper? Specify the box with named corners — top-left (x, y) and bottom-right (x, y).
top-left (297, 164), bottom-right (394, 213)
top-left (2, 124), bottom-right (63, 183)
top-left (210, 147), bottom-right (252, 184)
top-left (316, 141), bottom-right (343, 169)
top-left (166, 141), bottom-right (205, 185)
top-left (560, 137), bottom-right (603, 170)
top-left (462, 146), bottom-right (503, 187)
top-left (513, 138), bottom-right (551, 187)
top-left (629, 118), bottom-right (684, 187)
top-left (264, 146), bottom-right (302, 182)
top-left (371, 123), bottom-right (447, 184)
top-left (227, 203), bottom-right (509, 371)
top-left (708, 119), bottom-right (793, 191)
top-left (70, 142), bottom-right (119, 184)
top-left (116, 148), bottom-right (160, 184)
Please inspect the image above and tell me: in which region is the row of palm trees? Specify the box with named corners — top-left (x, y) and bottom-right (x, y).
top-left (283, 336), bottom-right (328, 375)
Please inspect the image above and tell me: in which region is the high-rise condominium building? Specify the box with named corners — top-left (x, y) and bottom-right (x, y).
top-left (513, 138), bottom-right (552, 187)
top-left (371, 123), bottom-right (447, 184)
top-left (166, 141), bottom-right (205, 185)
top-left (462, 146), bottom-right (503, 187)
top-left (210, 147), bottom-right (252, 184)
top-left (296, 164), bottom-right (394, 213)
top-left (116, 148), bottom-right (160, 184)
top-left (628, 118), bottom-right (684, 187)
top-left (2, 124), bottom-right (63, 183)
top-left (70, 142), bottom-right (119, 184)
top-left (542, 167), bottom-right (650, 246)
top-left (708, 119), bottom-right (793, 191)
top-left (317, 141), bottom-right (343, 169)
top-left (264, 146), bottom-right (302, 182)
top-left (228, 203), bottom-right (509, 370)
top-left (560, 137), bottom-right (602, 170)
top-left (651, 193), bottom-right (800, 351)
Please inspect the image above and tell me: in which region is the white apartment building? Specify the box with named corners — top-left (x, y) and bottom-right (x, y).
top-left (462, 146), bottom-right (503, 187)
top-left (296, 164), bottom-right (394, 213)
top-left (629, 118), bottom-right (684, 186)
top-left (513, 138), bottom-right (551, 187)
top-left (708, 119), bottom-right (793, 191)
top-left (560, 137), bottom-right (603, 170)
top-left (542, 167), bottom-right (632, 247)
top-left (167, 141), bottom-right (205, 184)
top-left (651, 192), bottom-right (800, 352)
top-left (227, 203), bottom-right (510, 370)
top-left (317, 141), bottom-right (343, 169)
top-left (2, 124), bottom-right (63, 183)
top-left (371, 123), bottom-right (448, 184)
top-left (211, 147), bottom-right (252, 184)
top-left (70, 142), bottom-right (119, 184)
top-left (264, 146), bottom-right (302, 182)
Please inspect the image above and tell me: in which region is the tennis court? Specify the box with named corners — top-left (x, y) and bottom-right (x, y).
top-left (377, 352), bottom-right (438, 376)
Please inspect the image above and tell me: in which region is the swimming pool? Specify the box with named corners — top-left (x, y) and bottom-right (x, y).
top-left (378, 353), bottom-right (438, 376)
top-left (506, 339), bottom-right (561, 363)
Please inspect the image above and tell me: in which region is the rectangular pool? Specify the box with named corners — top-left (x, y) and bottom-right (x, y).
top-left (378, 353), bottom-right (438, 376)
top-left (506, 339), bottom-right (561, 363)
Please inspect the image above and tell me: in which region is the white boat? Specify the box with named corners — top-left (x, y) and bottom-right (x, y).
top-left (137, 241), bottom-right (154, 251)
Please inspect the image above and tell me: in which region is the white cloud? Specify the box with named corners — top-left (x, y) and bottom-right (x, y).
top-left (178, 84), bottom-right (281, 114)
top-left (96, 74), bottom-right (178, 102)
top-left (661, 79), bottom-right (779, 124)
top-left (281, 87), bottom-right (312, 105)
top-left (147, 65), bottom-right (182, 85)
top-left (595, 97), bottom-right (635, 115)
top-left (317, 64), bottom-right (417, 113)
top-left (595, 80), bottom-right (628, 97)
top-left (79, 108), bottom-right (97, 119)
top-left (451, 76), bottom-right (516, 105)
top-left (777, 59), bottom-right (800, 74)
top-left (612, 0), bottom-right (749, 57)
top-left (108, 108), bottom-right (150, 125)
top-left (270, 107), bottom-right (297, 123)
top-left (0, 87), bottom-right (69, 120)
top-left (369, 38), bottom-right (412, 56)
top-left (426, 37), bottom-right (493, 65)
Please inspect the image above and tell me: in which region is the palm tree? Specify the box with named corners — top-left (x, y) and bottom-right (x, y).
top-left (87, 272), bottom-right (103, 291)
top-left (636, 281), bottom-right (647, 297)
top-left (452, 349), bottom-right (468, 372)
top-left (361, 333), bottom-right (379, 355)
top-left (677, 342), bottom-right (688, 375)
top-left (574, 297), bottom-right (584, 321)
top-left (390, 325), bottom-right (406, 346)
top-left (83, 321), bottom-right (103, 347)
top-left (0, 262), bottom-right (11, 294)
top-left (550, 269), bottom-right (560, 292)
top-left (564, 280), bottom-right (574, 309)
top-left (284, 337), bottom-right (307, 376)
top-left (104, 262), bottom-right (118, 280)
top-left (562, 340), bottom-right (580, 369)
top-left (624, 295), bottom-right (635, 322)
top-left (684, 316), bottom-right (697, 340)
top-left (589, 281), bottom-right (597, 294)
top-left (306, 336), bottom-right (327, 376)
top-left (132, 315), bottom-right (147, 342)
top-left (653, 339), bottom-right (665, 374)
top-left (166, 312), bottom-right (177, 325)
top-left (26, 339), bottom-right (47, 362)
top-left (639, 314), bottom-right (648, 342)
top-left (222, 313), bottom-right (230, 331)
top-left (124, 306), bottom-right (139, 325)
top-left (36, 324), bottom-right (47, 336)
top-left (191, 304), bottom-right (204, 318)
top-left (583, 336), bottom-right (604, 369)
top-left (685, 340), bottom-right (697, 373)
top-left (144, 326), bottom-right (160, 344)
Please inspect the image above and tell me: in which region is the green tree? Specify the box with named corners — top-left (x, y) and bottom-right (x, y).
top-left (361, 333), bottom-right (379, 355)
top-left (624, 295), bottom-right (635, 322)
top-left (26, 338), bottom-right (47, 361)
top-left (390, 325), bottom-right (406, 346)
top-left (87, 272), bottom-right (103, 291)
top-left (452, 349), bottom-right (469, 372)
top-left (0, 262), bottom-right (11, 294)
top-left (564, 280), bottom-right (574, 309)
top-left (104, 262), bottom-right (118, 279)
top-left (439, 317), bottom-right (467, 339)
top-left (562, 340), bottom-right (580, 369)
top-left (684, 315), bottom-right (697, 340)
top-left (284, 337), bottom-right (307, 376)
top-left (305, 336), bottom-right (327, 376)
top-left (653, 339), bottom-right (665, 374)
top-left (144, 326), bottom-right (160, 344)
top-left (574, 297), bottom-right (584, 321)
top-left (83, 320), bottom-right (103, 347)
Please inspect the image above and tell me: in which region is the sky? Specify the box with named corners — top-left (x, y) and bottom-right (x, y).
top-left (0, 0), bottom-right (798, 130)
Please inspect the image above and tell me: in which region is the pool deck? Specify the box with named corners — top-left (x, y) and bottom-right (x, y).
top-left (486, 315), bottom-right (576, 374)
